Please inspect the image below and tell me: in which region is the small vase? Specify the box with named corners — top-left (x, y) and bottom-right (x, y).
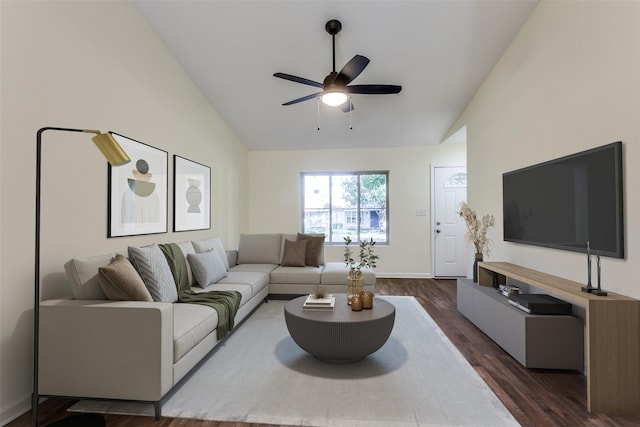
top-left (347, 271), bottom-right (364, 304)
top-left (473, 253), bottom-right (483, 283)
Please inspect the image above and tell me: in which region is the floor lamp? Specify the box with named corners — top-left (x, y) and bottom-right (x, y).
top-left (33, 127), bottom-right (130, 427)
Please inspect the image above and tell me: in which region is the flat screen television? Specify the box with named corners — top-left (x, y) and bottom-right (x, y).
top-left (503, 141), bottom-right (624, 258)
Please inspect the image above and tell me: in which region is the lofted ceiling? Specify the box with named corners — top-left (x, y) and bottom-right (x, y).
top-left (133, 0), bottom-right (538, 151)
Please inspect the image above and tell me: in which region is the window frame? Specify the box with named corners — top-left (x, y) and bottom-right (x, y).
top-left (300, 171), bottom-right (389, 244)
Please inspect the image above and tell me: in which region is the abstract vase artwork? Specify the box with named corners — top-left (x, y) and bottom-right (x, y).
top-left (186, 178), bottom-right (202, 213)
top-left (173, 155), bottom-right (210, 232)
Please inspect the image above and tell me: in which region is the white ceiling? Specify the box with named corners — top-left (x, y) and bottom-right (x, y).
top-left (133, 0), bottom-right (538, 151)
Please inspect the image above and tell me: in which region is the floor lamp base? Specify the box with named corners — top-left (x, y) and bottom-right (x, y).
top-left (47, 413), bottom-right (105, 427)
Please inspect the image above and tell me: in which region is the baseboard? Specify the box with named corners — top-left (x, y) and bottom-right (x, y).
top-left (1, 394), bottom-right (32, 426)
top-left (377, 272), bottom-right (432, 279)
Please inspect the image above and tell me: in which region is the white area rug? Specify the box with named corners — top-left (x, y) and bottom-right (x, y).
top-left (71, 296), bottom-right (519, 426)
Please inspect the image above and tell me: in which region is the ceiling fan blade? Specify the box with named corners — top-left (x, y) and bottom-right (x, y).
top-left (346, 84), bottom-right (402, 95)
top-left (334, 55), bottom-right (370, 86)
top-left (273, 73), bottom-right (323, 88)
top-left (282, 92), bottom-right (322, 106)
top-left (340, 100), bottom-right (354, 113)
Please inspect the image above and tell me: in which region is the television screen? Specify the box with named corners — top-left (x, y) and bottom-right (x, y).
top-left (503, 142), bottom-right (624, 258)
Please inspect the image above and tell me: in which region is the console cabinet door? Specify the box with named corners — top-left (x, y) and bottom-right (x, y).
top-left (473, 290), bottom-right (497, 341)
top-left (494, 303), bottom-right (526, 365)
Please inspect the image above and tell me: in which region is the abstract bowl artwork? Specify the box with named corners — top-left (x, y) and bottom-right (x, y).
top-left (127, 178), bottom-right (156, 197)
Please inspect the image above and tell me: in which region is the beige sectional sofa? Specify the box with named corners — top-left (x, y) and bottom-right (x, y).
top-left (38, 233), bottom-right (375, 418)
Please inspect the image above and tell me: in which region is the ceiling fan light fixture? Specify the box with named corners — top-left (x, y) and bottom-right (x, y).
top-left (321, 91), bottom-right (348, 107)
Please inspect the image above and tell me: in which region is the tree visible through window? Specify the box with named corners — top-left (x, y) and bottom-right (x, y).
top-left (302, 172), bottom-right (388, 243)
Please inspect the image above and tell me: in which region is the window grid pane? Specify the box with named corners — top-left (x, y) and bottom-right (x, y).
top-left (302, 172), bottom-right (388, 243)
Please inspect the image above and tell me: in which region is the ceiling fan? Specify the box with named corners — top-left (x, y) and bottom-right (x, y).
top-left (273, 19), bottom-right (402, 112)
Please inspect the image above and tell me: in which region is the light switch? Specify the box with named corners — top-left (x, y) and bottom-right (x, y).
top-left (416, 209), bottom-right (427, 216)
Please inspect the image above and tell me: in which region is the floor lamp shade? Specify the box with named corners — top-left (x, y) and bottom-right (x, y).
top-left (91, 132), bottom-right (130, 166)
top-left (33, 127), bottom-right (129, 427)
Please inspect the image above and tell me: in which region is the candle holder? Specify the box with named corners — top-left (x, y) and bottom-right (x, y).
top-left (360, 291), bottom-right (373, 309)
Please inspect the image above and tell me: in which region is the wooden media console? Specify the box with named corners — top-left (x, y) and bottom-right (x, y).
top-left (476, 262), bottom-right (640, 414)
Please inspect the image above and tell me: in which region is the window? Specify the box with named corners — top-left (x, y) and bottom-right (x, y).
top-left (444, 172), bottom-right (467, 188)
top-left (302, 172), bottom-right (388, 243)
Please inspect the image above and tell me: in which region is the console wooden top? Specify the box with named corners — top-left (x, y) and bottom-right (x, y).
top-left (478, 261), bottom-right (636, 304)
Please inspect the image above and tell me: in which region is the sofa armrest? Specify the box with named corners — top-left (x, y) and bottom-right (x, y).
top-left (38, 299), bottom-right (174, 402)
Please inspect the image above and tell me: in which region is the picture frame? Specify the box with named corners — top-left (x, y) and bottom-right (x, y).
top-left (108, 132), bottom-right (168, 237)
top-left (173, 155), bottom-right (211, 232)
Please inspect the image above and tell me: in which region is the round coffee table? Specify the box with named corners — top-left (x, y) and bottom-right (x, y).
top-left (284, 294), bottom-right (395, 363)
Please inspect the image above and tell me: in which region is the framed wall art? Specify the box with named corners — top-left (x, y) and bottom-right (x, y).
top-left (108, 132), bottom-right (168, 237)
top-left (173, 155), bottom-right (211, 232)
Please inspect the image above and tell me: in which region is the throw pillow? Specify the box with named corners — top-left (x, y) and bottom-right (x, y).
top-left (281, 239), bottom-right (308, 267)
top-left (192, 237), bottom-right (230, 271)
top-left (187, 249), bottom-right (228, 288)
top-left (98, 254), bottom-right (153, 301)
top-left (128, 245), bottom-right (178, 303)
top-left (297, 233), bottom-right (325, 267)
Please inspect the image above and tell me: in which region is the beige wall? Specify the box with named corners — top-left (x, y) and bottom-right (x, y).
top-left (0, 1), bottom-right (248, 422)
top-left (452, 1), bottom-right (640, 298)
top-left (248, 144), bottom-right (466, 276)
top-left (4, 0), bottom-right (638, 423)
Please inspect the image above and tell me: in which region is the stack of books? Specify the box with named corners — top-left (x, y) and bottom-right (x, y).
top-left (303, 294), bottom-right (335, 311)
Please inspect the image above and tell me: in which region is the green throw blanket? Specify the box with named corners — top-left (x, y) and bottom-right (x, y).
top-left (159, 243), bottom-right (241, 340)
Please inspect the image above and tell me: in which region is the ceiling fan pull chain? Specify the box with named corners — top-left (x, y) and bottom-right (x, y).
top-left (349, 97), bottom-right (353, 130)
top-left (317, 98), bottom-right (321, 131)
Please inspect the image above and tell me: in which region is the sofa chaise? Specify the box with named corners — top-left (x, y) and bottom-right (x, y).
top-left (38, 233), bottom-right (375, 418)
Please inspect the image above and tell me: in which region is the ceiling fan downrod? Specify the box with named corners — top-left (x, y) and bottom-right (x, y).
top-left (325, 19), bottom-right (342, 73)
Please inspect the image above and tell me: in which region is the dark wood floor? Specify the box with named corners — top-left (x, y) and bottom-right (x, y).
top-left (9, 278), bottom-right (640, 427)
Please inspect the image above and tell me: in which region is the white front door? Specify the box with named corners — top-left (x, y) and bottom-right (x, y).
top-left (433, 167), bottom-right (467, 277)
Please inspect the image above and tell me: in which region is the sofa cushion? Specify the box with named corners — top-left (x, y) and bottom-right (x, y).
top-left (64, 254), bottom-right (116, 300)
top-left (321, 262), bottom-right (376, 286)
top-left (297, 233), bottom-right (325, 267)
top-left (176, 241), bottom-right (197, 286)
top-left (270, 266), bottom-right (322, 284)
top-left (188, 250), bottom-right (227, 288)
top-left (229, 264), bottom-right (278, 274)
top-left (217, 271), bottom-right (270, 297)
top-left (173, 303), bottom-right (218, 363)
top-left (192, 237), bottom-right (229, 271)
top-left (128, 245), bottom-right (178, 303)
top-left (281, 239), bottom-right (307, 267)
top-left (98, 254), bottom-right (153, 301)
top-left (237, 234), bottom-right (282, 265)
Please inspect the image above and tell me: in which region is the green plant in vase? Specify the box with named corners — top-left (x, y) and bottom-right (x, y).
top-left (344, 236), bottom-right (378, 303)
